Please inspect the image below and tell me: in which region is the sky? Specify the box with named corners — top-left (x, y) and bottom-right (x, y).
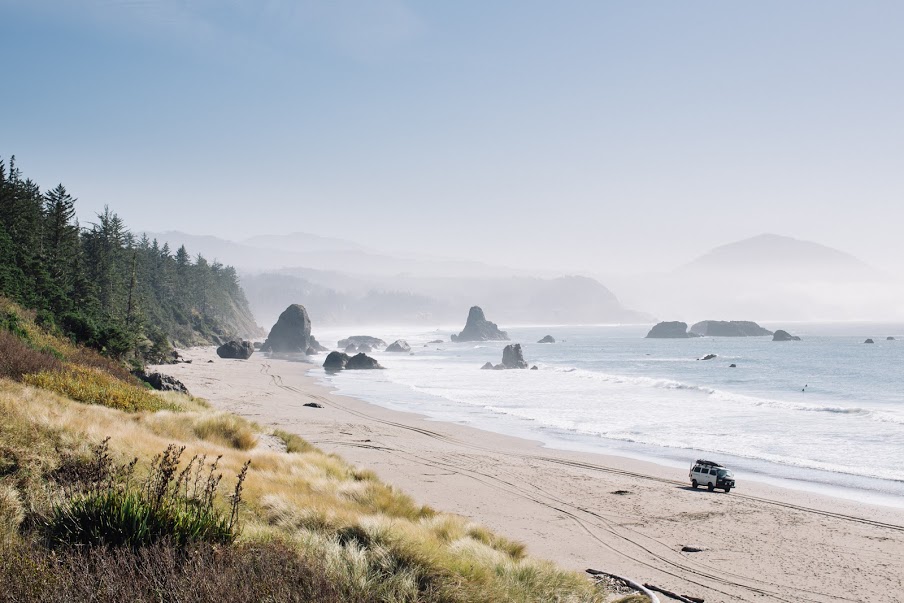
top-left (2, 1), bottom-right (903, 276)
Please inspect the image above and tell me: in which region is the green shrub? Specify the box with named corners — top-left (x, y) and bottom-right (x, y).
top-left (47, 441), bottom-right (248, 549)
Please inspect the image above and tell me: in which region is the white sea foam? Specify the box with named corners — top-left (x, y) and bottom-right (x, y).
top-left (315, 324), bottom-right (904, 495)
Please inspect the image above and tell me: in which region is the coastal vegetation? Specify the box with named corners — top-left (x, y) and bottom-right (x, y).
top-left (0, 155), bottom-right (258, 363)
top-left (0, 157), bottom-right (625, 600)
top-left (0, 299), bottom-right (620, 601)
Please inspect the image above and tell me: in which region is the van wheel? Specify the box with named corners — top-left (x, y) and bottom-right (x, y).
top-left (707, 483), bottom-right (715, 492)
top-left (691, 480), bottom-right (698, 489)
top-left (724, 487), bottom-right (731, 493)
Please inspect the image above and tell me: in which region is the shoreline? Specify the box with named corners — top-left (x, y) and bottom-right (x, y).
top-left (313, 365), bottom-right (904, 511)
top-left (158, 347), bottom-right (904, 603)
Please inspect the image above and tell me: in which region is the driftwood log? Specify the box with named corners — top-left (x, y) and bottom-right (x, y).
top-left (643, 583), bottom-right (702, 603)
top-left (585, 569), bottom-right (660, 602)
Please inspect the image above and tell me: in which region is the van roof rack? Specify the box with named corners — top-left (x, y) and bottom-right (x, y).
top-left (696, 459), bottom-right (724, 468)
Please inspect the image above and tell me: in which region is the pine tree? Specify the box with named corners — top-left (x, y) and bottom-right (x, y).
top-left (43, 184), bottom-right (80, 309)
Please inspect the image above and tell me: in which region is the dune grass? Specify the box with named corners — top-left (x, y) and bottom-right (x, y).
top-left (0, 298), bottom-right (622, 602)
top-left (274, 428), bottom-right (317, 454)
top-left (23, 365), bottom-right (178, 412)
top-left (0, 378), bottom-right (617, 602)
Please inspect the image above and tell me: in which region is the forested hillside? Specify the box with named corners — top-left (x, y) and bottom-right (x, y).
top-left (0, 156), bottom-right (259, 361)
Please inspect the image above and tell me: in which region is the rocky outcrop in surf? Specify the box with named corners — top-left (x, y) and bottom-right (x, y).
top-left (346, 353), bottom-right (383, 370)
top-left (451, 306), bottom-right (509, 342)
top-left (480, 343), bottom-right (528, 369)
top-left (385, 340), bottom-right (411, 353)
top-left (645, 321), bottom-right (699, 338)
top-left (338, 336), bottom-right (386, 350)
top-left (690, 320), bottom-right (773, 337)
top-left (537, 335), bottom-right (556, 344)
top-left (323, 351), bottom-right (349, 371)
top-left (501, 344), bottom-right (528, 369)
top-left (323, 351), bottom-right (383, 371)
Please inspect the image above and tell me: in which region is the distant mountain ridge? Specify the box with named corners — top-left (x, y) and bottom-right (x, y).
top-left (612, 233), bottom-right (901, 322)
top-left (143, 231), bottom-right (537, 279)
top-left (142, 231), bottom-right (649, 327)
top-left (682, 233), bottom-right (880, 280)
top-left (241, 272), bottom-right (650, 328)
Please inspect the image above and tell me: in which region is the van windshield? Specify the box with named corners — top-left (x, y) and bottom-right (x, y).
top-left (717, 469), bottom-right (733, 477)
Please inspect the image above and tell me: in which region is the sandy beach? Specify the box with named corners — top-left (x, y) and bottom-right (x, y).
top-left (159, 348), bottom-right (904, 603)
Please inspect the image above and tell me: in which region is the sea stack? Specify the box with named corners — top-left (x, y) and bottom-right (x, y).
top-left (773, 330), bottom-right (801, 342)
top-left (451, 306), bottom-right (509, 342)
top-left (645, 321), bottom-right (699, 338)
top-left (537, 335), bottom-right (556, 344)
top-left (261, 304), bottom-right (313, 353)
top-left (501, 344), bottom-right (529, 369)
top-left (689, 321), bottom-right (773, 337)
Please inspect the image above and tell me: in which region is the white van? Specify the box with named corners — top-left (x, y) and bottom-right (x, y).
top-left (689, 459), bottom-right (735, 492)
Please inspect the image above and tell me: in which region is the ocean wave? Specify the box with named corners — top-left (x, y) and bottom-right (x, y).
top-left (550, 366), bottom-right (886, 421)
top-left (477, 404), bottom-right (904, 482)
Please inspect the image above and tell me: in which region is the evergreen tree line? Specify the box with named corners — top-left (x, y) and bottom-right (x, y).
top-left (0, 155), bottom-right (259, 362)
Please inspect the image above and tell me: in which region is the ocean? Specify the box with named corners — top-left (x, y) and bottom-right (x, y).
top-left (312, 323), bottom-right (904, 506)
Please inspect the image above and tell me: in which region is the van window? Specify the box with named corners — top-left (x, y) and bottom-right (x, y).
top-left (709, 468), bottom-right (717, 475)
top-left (693, 466), bottom-right (700, 473)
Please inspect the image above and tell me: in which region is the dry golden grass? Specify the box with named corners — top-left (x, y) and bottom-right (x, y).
top-left (274, 428), bottom-right (317, 454)
top-left (22, 365), bottom-right (177, 412)
top-left (0, 378), bottom-right (617, 602)
top-left (191, 413), bottom-right (259, 450)
top-left (0, 485), bottom-right (23, 542)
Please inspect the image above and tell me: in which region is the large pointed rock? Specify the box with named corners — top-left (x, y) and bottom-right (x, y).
top-left (451, 306), bottom-right (509, 342)
top-left (261, 304), bottom-right (312, 353)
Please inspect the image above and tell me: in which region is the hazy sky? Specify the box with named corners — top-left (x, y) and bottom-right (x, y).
top-left (2, 1), bottom-right (903, 275)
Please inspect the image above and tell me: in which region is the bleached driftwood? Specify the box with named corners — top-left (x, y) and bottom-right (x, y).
top-left (585, 569), bottom-right (660, 602)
